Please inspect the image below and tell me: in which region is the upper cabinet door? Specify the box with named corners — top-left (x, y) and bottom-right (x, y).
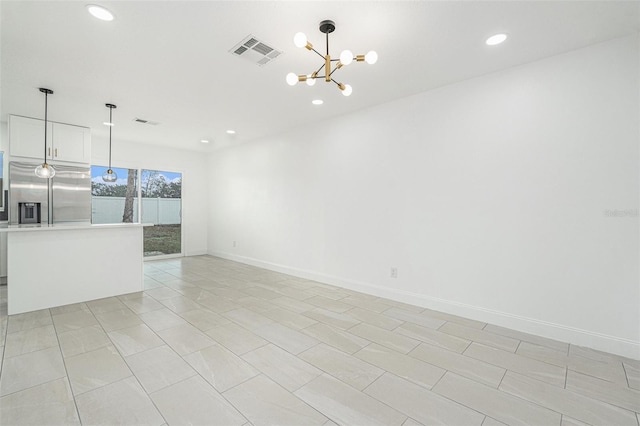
top-left (9, 115), bottom-right (91, 165)
top-left (52, 123), bottom-right (91, 164)
top-left (9, 115), bottom-right (53, 160)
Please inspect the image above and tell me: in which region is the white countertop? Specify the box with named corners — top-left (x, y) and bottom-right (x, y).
top-left (0, 222), bottom-right (153, 233)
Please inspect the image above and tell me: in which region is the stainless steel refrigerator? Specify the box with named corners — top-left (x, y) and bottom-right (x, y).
top-left (9, 161), bottom-right (91, 225)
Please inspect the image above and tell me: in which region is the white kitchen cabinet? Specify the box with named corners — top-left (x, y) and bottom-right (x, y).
top-left (9, 115), bottom-right (91, 164)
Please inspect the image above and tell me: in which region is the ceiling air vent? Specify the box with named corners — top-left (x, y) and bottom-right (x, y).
top-left (229, 34), bottom-right (283, 67)
top-left (133, 118), bottom-right (160, 126)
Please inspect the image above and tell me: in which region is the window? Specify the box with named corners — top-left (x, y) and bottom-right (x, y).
top-left (91, 166), bottom-right (138, 224)
top-left (141, 169), bottom-right (182, 257)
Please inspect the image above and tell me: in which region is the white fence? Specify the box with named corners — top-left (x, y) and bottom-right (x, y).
top-left (91, 197), bottom-right (181, 225)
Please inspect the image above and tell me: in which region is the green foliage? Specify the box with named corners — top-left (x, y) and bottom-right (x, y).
top-left (92, 172), bottom-right (182, 198)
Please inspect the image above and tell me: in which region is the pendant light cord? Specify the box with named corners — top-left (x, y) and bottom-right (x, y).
top-left (43, 92), bottom-right (48, 164)
top-left (108, 107), bottom-right (113, 169)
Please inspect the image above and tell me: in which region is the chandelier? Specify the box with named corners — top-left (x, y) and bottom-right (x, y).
top-left (286, 20), bottom-right (377, 97)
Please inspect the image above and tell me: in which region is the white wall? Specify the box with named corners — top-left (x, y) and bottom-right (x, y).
top-left (92, 138), bottom-right (209, 256)
top-left (208, 35), bottom-right (640, 359)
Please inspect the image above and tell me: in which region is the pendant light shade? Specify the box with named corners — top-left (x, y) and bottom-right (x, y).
top-left (102, 103), bottom-right (117, 182)
top-left (35, 88), bottom-right (55, 179)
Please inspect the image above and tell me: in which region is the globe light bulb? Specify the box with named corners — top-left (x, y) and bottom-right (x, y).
top-left (486, 33), bottom-right (508, 46)
top-left (293, 32), bottom-right (307, 48)
top-left (286, 72), bottom-right (298, 86)
top-left (35, 163), bottom-right (55, 179)
top-left (339, 50), bottom-right (353, 66)
top-left (365, 51), bottom-right (378, 65)
top-left (306, 76), bottom-right (316, 86)
top-left (341, 84), bottom-right (352, 97)
top-left (102, 168), bottom-right (118, 183)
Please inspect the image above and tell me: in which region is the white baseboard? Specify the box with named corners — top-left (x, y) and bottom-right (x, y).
top-left (209, 250), bottom-right (640, 360)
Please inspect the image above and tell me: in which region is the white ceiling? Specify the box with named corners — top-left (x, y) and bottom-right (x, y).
top-left (1, 1), bottom-right (638, 152)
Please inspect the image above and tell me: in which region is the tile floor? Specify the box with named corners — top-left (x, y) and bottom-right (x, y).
top-left (0, 255), bottom-right (638, 425)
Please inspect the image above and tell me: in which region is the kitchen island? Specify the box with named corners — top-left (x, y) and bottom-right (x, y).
top-left (0, 222), bottom-right (151, 315)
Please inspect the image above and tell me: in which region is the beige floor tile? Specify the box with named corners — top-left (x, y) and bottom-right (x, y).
top-left (58, 324), bottom-right (111, 358)
top-left (7, 309), bottom-right (52, 334)
top-left (0, 377), bottom-right (80, 426)
top-left (107, 324), bottom-right (164, 356)
top-left (482, 417), bottom-right (508, 426)
top-left (237, 296), bottom-right (277, 313)
top-left (184, 344), bottom-right (259, 392)
top-left (0, 346), bottom-right (66, 396)
top-left (500, 371), bottom-right (637, 426)
top-left (299, 343), bottom-right (384, 390)
top-left (151, 375), bottom-right (246, 425)
top-left (438, 322), bottom-right (519, 352)
top-left (125, 345), bottom-right (196, 393)
top-left (355, 343), bottom-right (445, 389)
top-left (180, 308), bottom-right (231, 331)
top-left (198, 295), bottom-right (242, 313)
top-left (51, 310), bottom-right (99, 334)
top-left (242, 286), bottom-right (283, 300)
top-left (145, 286), bottom-right (182, 301)
top-left (409, 342), bottom-right (505, 388)
top-left (242, 344), bottom-right (322, 392)
top-left (223, 375), bottom-right (328, 426)
top-left (205, 323), bottom-right (268, 355)
top-left (383, 307), bottom-right (446, 329)
top-left (76, 376), bottom-right (164, 425)
top-left (420, 307), bottom-right (487, 329)
top-left (270, 296), bottom-right (316, 313)
top-left (121, 294), bottom-right (165, 314)
top-left (158, 295), bottom-right (202, 313)
top-left (65, 345), bottom-right (132, 395)
top-left (223, 308), bottom-right (276, 330)
top-left (624, 362), bottom-right (640, 390)
top-left (50, 302), bottom-right (90, 316)
top-left (365, 373), bottom-right (485, 425)
top-left (433, 372), bottom-right (560, 426)
top-left (252, 322), bottom-right (319, 355)
top-left (484, 324), bottom-right (569, 353)
top-left (86, 297), bottom-right (127, 314)
top-left (305, 295), bottom-right (353, 313)
top-left (349, 323), bottom-right (420, 354)
top-left (517, 341), bottom-right (628, 385)
top-left (340, 295), bottom-right (393, 313)
top-left (139, 307), bottom-right (188, 332)
top-left (259, 306), bottom-right (318, 330)
top-left (403, 418), bottom-right (425, 426)
top-left (156, 323), bottom-right (216, 356)
top-left (561, 416), bottom-right (591, 426)
top-left (95, 307), bottom-right (144, 332)
top-left (565, 369), bottom-right (640, 412)
top-left (305, 286), bottom-right (352, 301)
top-left (4, 324), bottom-right (58, 358)
top-left (294, 373), bottom-right (406, 426)
top-left (301, 322), bottom-right (371, 354)
top-left (303, 308), bottom-right (361, 330)
top-left (396, 322), bottom-right (471, 353)
top-left (273, 287), bottom-right (315, 301)
top-left (464, 342), bottom-right (566, 387)
top-left (346, 307), bottom-right (403, 330)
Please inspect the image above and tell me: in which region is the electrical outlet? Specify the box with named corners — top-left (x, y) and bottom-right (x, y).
top-left (233, 240), bottom-right (237, 247)
top-left (390, 267), bottom-right (398, 278)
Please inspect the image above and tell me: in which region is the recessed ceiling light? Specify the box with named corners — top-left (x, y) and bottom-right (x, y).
top-left (87, 5), bottom-right (114, 21)
top-left (486, 33), bottom-right (508, 46)
top-left (200, 139), bottom-right (210, 144)
top-left (226, 130), bottom-right (236, 134)
top-left (312, 99), bottom-right (323, 105)
top-left (102, 121), bottom-right (114, 126)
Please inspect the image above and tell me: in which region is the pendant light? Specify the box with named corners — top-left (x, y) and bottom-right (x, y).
top-left (102, 103), bottom-right (117, 182)
top-left (34, 88), bottom-right (55, 179)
